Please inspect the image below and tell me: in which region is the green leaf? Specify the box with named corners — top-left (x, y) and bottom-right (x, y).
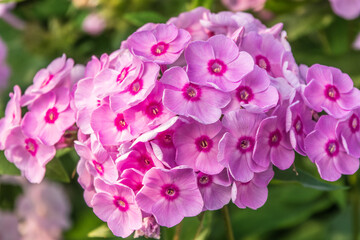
top-left (123, 11), bottom-right (166, 27)
top-left (45, 158), bottom-right (70, 183)
top-left (0, 152), bottom-right (20, 176)
top-left (88, 224), bottom-right (114, 238)
top-left (209, 185), bottom-right (334, 239)
top-left (273, 3), bottom-right (334, 41)
top-left (273, 168), bottom-right (348, 191)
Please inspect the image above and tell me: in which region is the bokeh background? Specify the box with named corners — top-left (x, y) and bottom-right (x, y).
top-left (1, 0), bottom-right (360, 239)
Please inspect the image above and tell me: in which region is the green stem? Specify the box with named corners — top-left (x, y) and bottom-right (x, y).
top-left (194, 212), bottom-right (206, 239)
top-left (173, 221), bottom-right (183, 240)
top-left (352, 172), bottom-right (359, 240)
top-left (221, 205), bottom-right (235, 240)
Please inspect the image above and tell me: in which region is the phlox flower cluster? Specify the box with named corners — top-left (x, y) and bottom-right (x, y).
top-left (1, 7), bottom-right (360, 238)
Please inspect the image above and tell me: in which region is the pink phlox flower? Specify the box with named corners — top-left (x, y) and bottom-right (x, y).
top-left (200, 11), bottom-right (240, 37)
top-left (0, 85), bottom-right (21, 150)
top-left (196, 169), bottom-right (232, 211)
top-left (232, 166), bottom-right (274, 210)
top-left (4, 127), bottom-right (55, 183)
top-left (123, 83), bottom-right (175, 133)
top-left (167, 7), bottom-right (211, 41)
top-left (161, 66), bottom-right (231, 124)
top-left (119, 168), bottom-right (144, 194)
top-left (22, 87), bottom-right (75, 146)
top-left (93, 49), bottom-right (144, 98)
top-left (304, 64), bottom-right (360, 118)
top-left (74, 137), bottom-right (118, 183)
top-left (109, 61), bottom-right (159, 113)
top-left (253, 105), bottom-right (295, 170)
top-left (218, 109), bottom-right (267, 182)
top-left (90, 102), bottom-right (137, 145)
top-left (91, 178), bottom-right (142, 237)
top-left (131, 116), bottom-right (181, 168)
top-left (185, 34), bottom-right (254, 92)
top-left (224, 66), bottom-right (279, 113)
top-left (286, 94), bottom-right (316, 156)
top-left (21, 54), bottom-right (74, 106)
top-left (305, 115), bottom-right (359, 181)
top-left (77, 155), bottom-right (96, 207)
top-left (240, 32), bottom-right (293, 78)
top-left (174, 120), bottom-right (225, 174)
top-left (337, 107), bottom-right (360, 158)
top-left (116, 142), bottom-right (164, 174)
top-left (126, 23), bottom-right (191, 65)
top-left (135, 167), bottom-right (203, 227)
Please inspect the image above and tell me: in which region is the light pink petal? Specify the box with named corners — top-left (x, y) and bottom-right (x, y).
top-left (303, 80), bottom-right (326, 112)
top-left (333, 152), bottom-right (359, 175)
top-left (92, 192), bottom-right (117, 222)
top-left (163, 89), bottom-right (189, 115)
top-left (160, 67), bottom-right (188, 89)
top-left (315, 157), bottom-right (341, 181)
top-left (152, 198), bottom-right (184, 228)
top-left (208, 35), bottom-right (239, 62)
top-left (270, 146), bottom-right (294, 170)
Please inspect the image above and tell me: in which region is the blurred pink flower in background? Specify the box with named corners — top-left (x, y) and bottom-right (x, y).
top-left (0, 37), bottom-right (10, 90)
top-left (329, 0), bottom-right (360, 20)
top-left (221, 0), bottom-right (267, 12)
top-left (0, 3), bottom-right (24, 30)
top-left (82, 13), bottom-right (106, 36)
top-left (16, 181), bottom-right (71, 240)
top-left (0, 211), bottom-right (21, 240)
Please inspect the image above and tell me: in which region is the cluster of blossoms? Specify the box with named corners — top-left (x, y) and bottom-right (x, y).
top-left (1, 7), bottom-right (360, 238)
top-left (0, 177), bottom-right (70, 240)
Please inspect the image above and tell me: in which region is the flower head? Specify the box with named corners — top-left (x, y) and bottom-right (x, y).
top-left (136, 167), bottom-right (203, 227)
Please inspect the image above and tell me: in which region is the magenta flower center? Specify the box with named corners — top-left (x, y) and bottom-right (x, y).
top-left (137, 154), bottom-right (154, 171)
top-left (208, 59), bottom-right (227, 76)
top-left (25, 138), bottom-right (38, 156)
top-left (41, 74), bottom-right (54, 88)
top-left (293, 116), bottom-right (303, 134)
top-left (161, 184), bottom-right (180, 201)
top-left (324, 85), bottom-right (340, 101)
top-left (255, 55), bottom-right (271, 72)
top-left (349, 114), bottom-right (359, 133)
top-left (157, 130), bottom-right (174, 148)
top-left (325, 140), bottom-right (339, 157)
top-left (269, 129), bottom-right (282, 147)
top-left (117, 67), bottom-right (129, 84)
top-left (237, 136), bottom-right (255, 153)
top-left (151, 42), bottom-right (169, 56)
top-left (145, 101), bottom-right (163, 120)
top-left (44, 107), bottom-right (59, 123)
top-left (236, 86), bottom-right (254, 104)
top-left (195, 135), bottom-right (213, 152)
top-left (92, 160), bottom-right (104, 175)
top-left (197, 173), bottom-right (213, 187)
top-left (182, 84), bottom-right (202, 101)
top-left (113, 196), bottom-right (129, 212)
top-left (129, 78), bottom-right (143, 95)
top-left (114, 113), bottom-right (127, 131)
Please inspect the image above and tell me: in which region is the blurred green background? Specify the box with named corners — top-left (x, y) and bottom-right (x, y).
top-left (1, 0), bottom-right (360, 239)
